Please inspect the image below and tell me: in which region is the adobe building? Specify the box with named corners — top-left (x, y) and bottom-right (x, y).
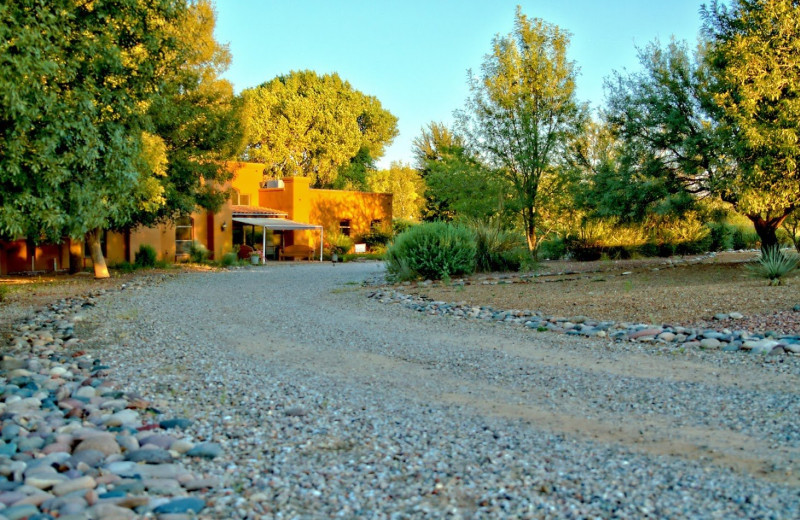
top-left (0, 162), bottom-right (392, 274)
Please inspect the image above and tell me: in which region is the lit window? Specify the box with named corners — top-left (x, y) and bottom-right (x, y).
top-left (339, 219), bottom-right (351, 237)
top-left (175, 216), bottom-right (193, 256)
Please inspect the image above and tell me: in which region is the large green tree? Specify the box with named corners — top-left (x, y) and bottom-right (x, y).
top-left (242, 71), bottom-right (397, 187)
top-left (458, 8), bottom-right (587, 256)
top-left (703, 0), bottom-right (800, 248)
top-left (595, 1), bottom-right (800, 250)
top-left (0, 0), bottom-right (190, 278)
top-left (142, 0), bottom-right (245, 225)
top-left (366, 162), bottom-right (426, 221)
top-left (413, 123), bottom-right (509, 223)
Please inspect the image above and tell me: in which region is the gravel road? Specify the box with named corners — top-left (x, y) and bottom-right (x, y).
top-left (82, 262), bottom-right (800, 518)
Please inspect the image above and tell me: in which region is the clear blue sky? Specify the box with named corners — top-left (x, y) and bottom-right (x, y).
top-left (213, 0), bottom-right (707, 169)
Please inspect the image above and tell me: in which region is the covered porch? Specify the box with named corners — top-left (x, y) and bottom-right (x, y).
top-left (231, 206), bottom-right (323, 261)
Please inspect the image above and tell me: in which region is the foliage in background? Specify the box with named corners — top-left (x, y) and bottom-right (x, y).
top-left (458, 8), bottom-right (587, 257)
top-left (587, 1), bottom-right (800, 252)
top-left (241, 70), bottom-right (398, 187)
top-left (413, 122), bottom-right (511, 224)
top-left (471, 221), bottom-right (528, 272)
top-left (138, 0), bottom-right (245, 227)
top-left (367, 162), bottom-right (426, 221)
top-left (134, 245), bottom-right (158, 268)
top-left (385, 222), bottom-right (476, 281)
top-left (747, 246), bottom-right (799, 286)
top-left (0, 0), bottom-right (189, 278)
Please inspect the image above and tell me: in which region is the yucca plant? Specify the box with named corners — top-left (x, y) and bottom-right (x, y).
top-left (748, 246), bottom-right (799, 286)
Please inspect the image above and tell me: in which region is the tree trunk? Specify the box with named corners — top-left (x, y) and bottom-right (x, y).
top-left (525, 213), bottom-right (538, 261)
top-left (86, 229), bottom-right (109, 279)
top-left (749, 214), bottom-right (787, 253)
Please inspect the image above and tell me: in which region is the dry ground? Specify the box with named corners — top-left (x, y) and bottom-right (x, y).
top-left (404, 251), bottom-right (800, 334)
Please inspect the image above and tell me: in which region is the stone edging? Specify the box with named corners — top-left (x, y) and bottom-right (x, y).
top-left (367, 287), bottom-right (800, 357)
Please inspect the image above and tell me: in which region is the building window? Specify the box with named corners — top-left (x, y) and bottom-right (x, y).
top-left (339, 219), bottom-right (351, 237)
top-left (175, 216), bottom-right (193, 256)
top-left (231, 189), bottom-right (250, 206)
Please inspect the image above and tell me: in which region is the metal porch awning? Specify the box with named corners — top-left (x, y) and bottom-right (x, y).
top-left (232, 217), bottom-right (323, 261)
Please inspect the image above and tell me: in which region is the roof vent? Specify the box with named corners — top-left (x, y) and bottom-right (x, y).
top-left (263, 179), bottom-right (284, 189)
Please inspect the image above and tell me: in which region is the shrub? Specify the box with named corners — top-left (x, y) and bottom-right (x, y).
top-left (220, 252), bottom-right (238, 267)
top-left (539, 237), bottom-right (567, 260)
top-left (563, 236), bottom-right (602, 261)
top-left (385, 221), bottom-right (476, 281)
top-left (472, 221), bottom-right (527, 272)
top-left (732, 227), bottom-right (759, 250)
top-left (0, 284), bottom-right (9, 303)
top-left (114, 261), bottom-right (137, 274)
top-left (134, 244), bottom-right (157, 267)
top-left (189, 242), bottom-right (210, 263)
top-left (747, 246), bottom-right (799, 286)
top-left (708, 222), bottom-right (735, 252)
top-left (358, 229), bottom-right (392, 249)
top-left (392, 219), bottom-right (415, 236)
top-left (638, 241), bottom-right (660, 258)
top-left (326, 232), bottom-right (354, 257)
top-left (657, 242), bottom-right (677, 257)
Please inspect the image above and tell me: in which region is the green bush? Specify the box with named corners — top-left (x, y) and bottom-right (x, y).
top-left (392, 219), bottom-right (415, 236)
top-left (675, 232), bottom-right (713, 255)
top-left (747, 246), bottom-right (799, 285)
top-left (326, 232), bottom-right (354, 257)
top-left (708, 222), bottom-right (735, 252)
top-left (638, 241), bottom-right (660, 258)
top-left (358, 229), bottom-right (392, 249)
top-left (220, 252), bottom-right (238, 267)
top-left (189, 242), bottom-right (210, 263)
top-left (657, 242), bottom-right (677, 257)
top-left (472, 222), bottom-right (527, 272)
top-left (605, 244), bottom-right (637, 260)
top-left (385, 221), bottom-right (476, 281)
top-left (0, 284), bottom-right (9, 303)
top-left (732, 226), bottom-right (759, 250)
top-left (563, 236), bottom-right (602, 261)
top-left (134, 244), bottom-right (157, 267)
top-left (114, 261), bottom-right (137, 273)
top-left (539, 237), bottom-right (567, 260)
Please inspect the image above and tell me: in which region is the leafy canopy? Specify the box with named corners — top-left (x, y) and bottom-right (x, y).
top-left (0, 0), bottom-right (187, 242)
top-left (458, 8), bottom-right (587, 255)
top-left (242, 70), bottom-right (397, 187)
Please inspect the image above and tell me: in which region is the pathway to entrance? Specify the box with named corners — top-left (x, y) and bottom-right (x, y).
top-left (85, 262), bottom-right (800, 518)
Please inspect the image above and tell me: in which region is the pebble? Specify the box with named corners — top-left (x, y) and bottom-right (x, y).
top-left (0, 281), bottom-right (216, 519)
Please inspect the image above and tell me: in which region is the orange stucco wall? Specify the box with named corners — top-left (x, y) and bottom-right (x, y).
top-left (1, 238), bottom-right (82, 274)
top-left (227, 162), bottom-right (265, 205)
top-left (254, 173), bottom-right (392, 251)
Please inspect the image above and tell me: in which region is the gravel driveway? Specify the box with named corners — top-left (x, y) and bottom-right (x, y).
top-left (83, 262), bottom-right (800, 518)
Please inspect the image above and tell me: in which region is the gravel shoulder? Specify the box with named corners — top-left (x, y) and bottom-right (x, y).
top-left (70, 261), bottom-right (800, 518)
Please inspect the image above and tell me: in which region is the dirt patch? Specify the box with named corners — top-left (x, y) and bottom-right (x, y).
top-left (402, 252), bottom-right (800, 333)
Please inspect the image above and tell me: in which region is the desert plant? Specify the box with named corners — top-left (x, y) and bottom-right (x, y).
top-left (748, 246), bottom-right (799, 286)
top-left (134, 244), bottom-right (157, 268)
top-left (189, 242), bottom-right (210, 263)
top-left (471, 221), bottom-right (527, 272)
top-left (385, 221), bottom-right (476, 281)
